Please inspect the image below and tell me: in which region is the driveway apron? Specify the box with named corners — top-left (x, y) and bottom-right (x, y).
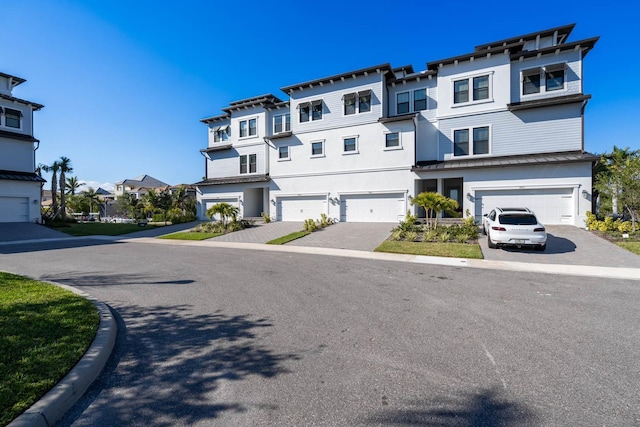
top-left (288, 222), bottom-right (394, 251)
top-left (479, 225), bottom-right (639, 268)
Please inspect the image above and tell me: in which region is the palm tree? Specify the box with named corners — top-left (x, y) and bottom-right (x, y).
top-left (83, 187), bottom-right (100, 214)
top-left (410, 192), bottom-right (459, 229)
top-left (206, 202), bottom-right (239, 230)
top-left (600, 146), bottom-right (640, 215)
top-left (41, 161), bottom-right (61, 217)
top-left (58, 157), bottom-right (73, 221)
top-left (65, 176), bottom-right (83, 195)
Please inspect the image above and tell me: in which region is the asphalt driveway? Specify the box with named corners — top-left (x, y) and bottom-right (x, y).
top-left (479, 225), bottom-right (639, 268)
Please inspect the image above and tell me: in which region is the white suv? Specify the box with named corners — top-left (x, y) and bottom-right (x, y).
top-left (482, 207), bottom-right (547, 251)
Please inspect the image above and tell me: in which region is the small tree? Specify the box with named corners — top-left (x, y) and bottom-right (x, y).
top-left (206, 202), bottom-right (239, 230)
top-left (596, 146), bottom-right (640, 231)
top-left (410, 192), bottom-right (459, 229)
top-left (65, 176), bottom-right (83, 195)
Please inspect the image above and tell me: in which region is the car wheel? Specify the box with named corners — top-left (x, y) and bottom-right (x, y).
top-left (487, 233), bottom-right (497, 249)
top-left (536, 244), bottom-right (546, 251)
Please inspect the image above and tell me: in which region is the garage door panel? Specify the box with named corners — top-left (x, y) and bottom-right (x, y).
top-left (341, 193), bottom-right (404, 223)
top-left (0, 196), bottom-right (29, 222)
top-left (278, 196), bottom-right (326, 222)
top-left (475, 188), bottom-right (573, 225)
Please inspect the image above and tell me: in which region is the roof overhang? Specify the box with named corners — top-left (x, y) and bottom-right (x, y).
top-left (510, 37), bottom-right (599, 60)
top-left (508, 94), bottom-right (591, 111)
top-left (412, 151), bottom-right (599, 173)
top-left (281, 63), bottom-right (392, 94)
top-left (427, 42), bottom-right (524, 70)
top-left (0, 93), bottom-right (44, 110)
top-left (378, 113), bottom-right (418, 124)
top-left (195, 174), bottom-right (271, 186)
top-left (200, 144), bottom-right (233, 153)
top-left (0, 129), bottom-right (39, 142)
top-left (0, 170), bottom-right (46, 182)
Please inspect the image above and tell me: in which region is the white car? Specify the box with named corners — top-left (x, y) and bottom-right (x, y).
top-left (482, 207), bottom-right (547, 251)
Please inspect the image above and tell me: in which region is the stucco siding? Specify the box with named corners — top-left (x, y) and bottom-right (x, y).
top-left (206, 143), bottom-right (266, 179)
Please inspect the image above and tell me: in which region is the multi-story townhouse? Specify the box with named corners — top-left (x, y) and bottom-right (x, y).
top-left (114, 174), bottom-right (169, 200)
top-left (196, 24), bottom-right (599, 227)
top-left (0, 71), bottom-right (45, 223)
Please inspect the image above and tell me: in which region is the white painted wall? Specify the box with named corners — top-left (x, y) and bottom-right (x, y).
top-left (0, 180), bottom-right (41, 223)
top-left (0, 137), bottom-right (35, 172)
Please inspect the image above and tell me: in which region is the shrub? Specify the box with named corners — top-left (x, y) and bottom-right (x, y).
top-left (319, 213), bottom-right (335, 228)
top-left (405, 231), bottom-right (419, 242)
top-left (391, 230), bottom-right (406, 241)
top-left (618, 221), bottom-right (633, 233)
top-left (261, 212), bottom-right (272, 223)
top-left (304, 218), bottom-right (318, 232)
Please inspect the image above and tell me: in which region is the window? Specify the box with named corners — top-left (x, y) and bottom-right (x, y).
top-left (249, 118), bottom-right (257, 136)
top-left (213, 125), bottom-right (229, 142)
top-left (473, 76), bottom-right (489, 101)
top-left (453, 126), bottom-right (490, 157)
top-left (453, 80), bottom-right (469, 104)
top-left (278, 146), bottom-right (290, 160)
top-left (522, 70), bottom-right (541, 95)
top-left (385, 132), bottom-right (400, 148)
top-left (312, 100), bottom-right (323, 120)
top-left (358, 90), bottom-right (371, 113)
top-left (344, 93), bottom-right (356, 115)
top-left (414, 89), bottom-right (427, 111)
top-left (311, 141), bottom-right (324, 156)
top-left (545, 67), bottom-right (565, 91)
top-left (239, 154), bottom-right (257, 173)
top-left (274, 114), bottom-right (290, 133)
top-left (299, 103), bottom-right (310, 122)
top-left (397, 92), bottom-right (409, 114)
top-left (343, 137), bottom-right (357, 153)
top-left (454, 74), bottom-right (491, 104)
top-left (5, 108), bottom-right (21, 128)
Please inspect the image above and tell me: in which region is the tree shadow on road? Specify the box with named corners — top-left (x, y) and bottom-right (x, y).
top-left (42, 271), bottom-right (195, 287)
top-left (363, 387), bottom-right (538, 426)
top-left (58, 303), bottom-right (300, 426)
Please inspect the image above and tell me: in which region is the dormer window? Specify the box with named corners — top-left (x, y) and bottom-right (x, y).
top-left (521, 63), bottom-right (566, 96)
top-left (298, 100), bottom-right (323, 122)
top-left (453, 74), bottom-right (492, 105)
top-left (343, 91), bottom-right (371, 115)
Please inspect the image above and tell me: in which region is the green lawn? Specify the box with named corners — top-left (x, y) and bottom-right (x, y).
top-left (0, 272), bottom-right (99, 425)
top-left (617, 241), bottom-right (640, 256)
top-left (266, 231), bottom-right (310, 245)
top-left (158, 231), bottom-right (223, 240)
top-left (375, 240), bottom-right (484, 259)
top-left (52, 222), bottom-right (160, 236)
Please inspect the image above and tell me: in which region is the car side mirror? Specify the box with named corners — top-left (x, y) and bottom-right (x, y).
top-left (483, 214), bottom-right (488, 217)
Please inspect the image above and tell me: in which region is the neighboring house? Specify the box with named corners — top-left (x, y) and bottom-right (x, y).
top-left (114, 175), bottom-right (169, 200)
top-left (0, 71), bottom-right (45, 223)
top-left (196, 24), bottom-right (599, 227)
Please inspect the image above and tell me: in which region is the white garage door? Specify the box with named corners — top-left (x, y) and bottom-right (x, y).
top-left (277, 196), bottom-right (326, 221)
top-left (0, 196), bottom-right (29, 222)
top-left (203, 198), bottom-right (239, 220)
top-left (341, 193), bottom-right (405, 223)
top-left (475, 188), bottom-right (574, 225)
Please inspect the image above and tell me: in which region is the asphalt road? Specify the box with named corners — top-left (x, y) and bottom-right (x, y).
top-left (2, 239), bottom-right (639, 426)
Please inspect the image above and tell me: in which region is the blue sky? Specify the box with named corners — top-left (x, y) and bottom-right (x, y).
top-left (2, 1), bottom-right (637, 191)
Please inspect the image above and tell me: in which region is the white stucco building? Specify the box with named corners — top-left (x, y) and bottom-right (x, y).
top-left (0, 72), bottom-right (45, 223)
top-left (196, 24), bottom-right (599, 227)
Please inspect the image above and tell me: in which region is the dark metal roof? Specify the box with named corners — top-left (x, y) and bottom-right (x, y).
top-left (200, 113), bottom-right (230, 124)
top-left (392, 65), bottom-right (415, 75)
top-left (0, 72), bottom-right (26, 86)
top-left (228, 94), bottom-right (283, 106)
top-left (0, 170), bottom-right (45, 182)
top-left (378, 113), bottom-right (418, 124)
top-left (427, 42), bottom-right (525, 70)
top-left (508, 94), bottom-right (591, 111)
top-left (510, 37), bottom-right (599, 60)
top-left (392, 70), bottom-right (437, 83)
top-left (195, 174), bottom-right (271, 186)
top-left (265, 100), bottom-right (290, 110)
top-left (281, 63), bottom-right (392, 93)
top-left (0, 129), bottom-right (39, 142)
top-left (265, 131), bottom-right (292, 140)
top-left (474, 24), bottom-right (576, 51)
top-left (0, 93), bottom-right (44, 110)
top-left (200, 144), bottom-right (233, 153)
top-left (412, 151), bottom-right (599, 173)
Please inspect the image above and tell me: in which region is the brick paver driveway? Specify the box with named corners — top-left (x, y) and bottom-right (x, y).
top-left (478, 225), bottom-right (639, 268)
top-left (288, 222), bottom-right (394, 251)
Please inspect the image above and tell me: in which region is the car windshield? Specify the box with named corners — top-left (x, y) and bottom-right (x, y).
top-left (499, 214), bottom-right (538, 225)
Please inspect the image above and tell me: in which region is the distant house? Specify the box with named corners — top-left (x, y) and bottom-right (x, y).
top-left (0, 71), bottom-right (45, 223)
top-left (196, 24), bottom-right (599, 227)
top-left (114, 175), bottom-right (168, 200)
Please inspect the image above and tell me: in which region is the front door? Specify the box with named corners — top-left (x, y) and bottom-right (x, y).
top-left (443, 178), bottom-right (463, 218)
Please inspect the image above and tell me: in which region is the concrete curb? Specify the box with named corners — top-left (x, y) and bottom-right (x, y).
top-left (7, 284), bottom-right (117, 427)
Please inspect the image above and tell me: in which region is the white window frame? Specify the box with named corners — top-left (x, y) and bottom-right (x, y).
top-left (396, 91), bottom-right (410, 115)
top-left (342, 90), bottom-right (373, 116)
top-left (310, 139), bottom-right (325, 158)
top-left (239, 153), bottom-right (258, 174)
top-left (450, 124), bottom-right (492, 158)
top-left (273, 113), bottom-right (290, 134)
top-left (278, 145), bottom-right (290, 161)
top-left (451, 72), bottom-right (494, 107)
top-left (383, 131), bottom-right (402, 151)
top-left (212, 125), bottom-right (229, 142)
top-left (311, 100), bottom-right (323, 121)
top-left (3, 107), bottom-right (22, 130)
top-left (413, 88), bottom-right (427, 111)
top-left (520, 63), bottom-right (567, 97)
top-left (358, 90), bottom-right (372, 114)
top-left (239, 117), bottom-right (258, 139)
top-left (342, 135), bottom-right (359, 155)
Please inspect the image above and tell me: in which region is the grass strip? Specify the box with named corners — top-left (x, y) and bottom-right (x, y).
top-left (52, 222), bottom-right (160, 236)
top-left (375, 240), bottom-right (484, 259)
top-left (158, 231), bottom-right (223, 240)
top-left (266, 231), bottom-right (310, 245)
top-left (0, 272), bottom-right (99, 425)
top-left (617, 241), bottom-right (640, 256)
